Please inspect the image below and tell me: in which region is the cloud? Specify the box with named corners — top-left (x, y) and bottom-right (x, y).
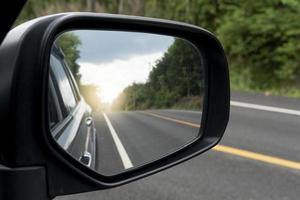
top-left (71, 30), bottom-right (174, 64)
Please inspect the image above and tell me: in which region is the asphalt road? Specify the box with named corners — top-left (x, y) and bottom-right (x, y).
top-left (95, 109), bottom-right (201, 175)
top-left (57, 91), bottom-right (300, 200)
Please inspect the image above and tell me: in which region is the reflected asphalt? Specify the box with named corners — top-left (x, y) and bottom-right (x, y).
top-left (94, 110), bottom-right (201, 175)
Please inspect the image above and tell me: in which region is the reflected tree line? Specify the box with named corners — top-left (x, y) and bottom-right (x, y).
top-left (112, 39), bottom-right (204, 111)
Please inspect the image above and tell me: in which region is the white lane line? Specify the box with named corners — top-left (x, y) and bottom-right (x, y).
top-left (102, 112), bottom-right (133, 169)
top-left (231, 101), bottom-right (300, 116)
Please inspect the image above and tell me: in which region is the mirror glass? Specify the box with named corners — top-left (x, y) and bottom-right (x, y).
top-left (48, 30), bottom-right (205, 176)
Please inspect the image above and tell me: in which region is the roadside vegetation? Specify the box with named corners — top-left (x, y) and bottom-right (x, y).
top-left (16, 0), bottom-right (300, 98)
top-left (111, 39), bottom-right (204, 111)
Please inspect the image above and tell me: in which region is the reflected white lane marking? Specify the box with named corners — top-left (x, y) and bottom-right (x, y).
top-left (102, 112), bottom-right (133, 169)
top-left (231, 101), bottom-right (300, 116)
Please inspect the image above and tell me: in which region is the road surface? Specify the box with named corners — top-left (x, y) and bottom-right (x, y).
top-left (57, 91), bottom-right (300, 200)
top-left (95, 109), bottom-right (201, 175)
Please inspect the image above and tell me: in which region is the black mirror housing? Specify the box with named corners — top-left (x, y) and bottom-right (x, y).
top-left (0, 13), bottom-right (229, 199)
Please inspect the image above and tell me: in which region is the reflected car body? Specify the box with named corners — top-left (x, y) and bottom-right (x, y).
top-left (48, 44), bottom-right (97, 169)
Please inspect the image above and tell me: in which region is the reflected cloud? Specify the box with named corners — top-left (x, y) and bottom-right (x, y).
top-left (74, 30), bottom-right (174, 64)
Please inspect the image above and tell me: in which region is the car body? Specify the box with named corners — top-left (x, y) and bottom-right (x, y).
top-left (48, 43), bottom-right (97, 169)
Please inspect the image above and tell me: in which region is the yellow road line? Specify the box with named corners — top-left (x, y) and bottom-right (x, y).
top-left (213, 145), bottom-right (300, 170)
top-left (143, 111), bottom-right (300, 170)
top-left (143, 112), bottom-right (200, 128)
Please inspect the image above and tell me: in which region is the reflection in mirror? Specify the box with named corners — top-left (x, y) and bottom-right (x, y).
top-left (48, 30), bottom-right (205, 176)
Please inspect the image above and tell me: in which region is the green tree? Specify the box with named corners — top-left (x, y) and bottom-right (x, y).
top-left (217, 0), bottom-right (300, 94)
top-left (113, 38), bottom-right (204, 110)
top-left (15, 0), bottom-right (300, 97)
top-left (14, 0), bottom-right (86, 25)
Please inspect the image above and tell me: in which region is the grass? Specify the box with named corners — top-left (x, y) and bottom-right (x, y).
top-left (231, 83), bottom-right (300, 99)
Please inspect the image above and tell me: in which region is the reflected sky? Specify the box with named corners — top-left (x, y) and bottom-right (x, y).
top-left (71, 30), bottom-right (174, 103)
top-left (74, 30), bottom-right (174, 64)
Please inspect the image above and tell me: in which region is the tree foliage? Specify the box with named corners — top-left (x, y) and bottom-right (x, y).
top-left (217, 0), bottom-right (300, 94)
top-left (16, 0), bottom-right (300, 97)
top-left (112, 39), bottom-right (204, 110)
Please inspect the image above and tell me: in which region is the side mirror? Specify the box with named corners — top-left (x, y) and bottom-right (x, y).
top-left (0, 13), bottom-right (229, 199)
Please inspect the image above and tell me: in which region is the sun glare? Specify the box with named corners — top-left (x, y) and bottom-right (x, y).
top-left (79, 52), bottom-right (163, 104)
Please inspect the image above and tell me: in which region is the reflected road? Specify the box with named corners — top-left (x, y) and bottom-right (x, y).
top-left (94, 110), bottom-right (201, 175)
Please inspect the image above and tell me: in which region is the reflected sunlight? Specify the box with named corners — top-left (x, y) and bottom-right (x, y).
top-left (79, 52), bottom-right (163, 104)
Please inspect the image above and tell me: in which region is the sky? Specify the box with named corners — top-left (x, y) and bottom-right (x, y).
top-left (70, 30), bottom-right (174, 103)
